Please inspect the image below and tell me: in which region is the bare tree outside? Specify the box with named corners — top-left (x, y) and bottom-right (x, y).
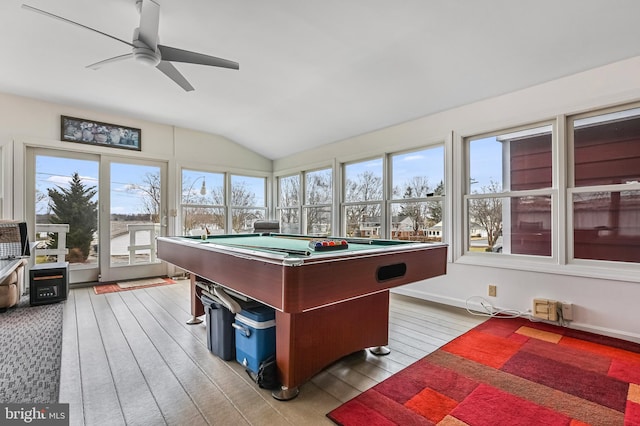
top-left (468, 179), bottom-right (503, 249)
top-left (127, 171), bottom-right (160, 222)
top-left (305, 169), bottom-right (332, 234)
top-left (398, 176), bottom-right (433, 233)
top-left (345, 170), bottom-right (383, 236)
top-left (35, 189), bottom-right (49, 214)
top-left (181, 172), bottom-right (266, 236)
top-left (181, 175), bottom-right (224, 234)
top-left (345, 170), bottom-right (383, 202)
top-left (279, 175), bottom-right (300, 233)
top-left (280, 175), bottom-right (300, 207)
top-left (428, 180), bottom-right (444, 225)
top-left (228, 180), bottom-right (263, 233)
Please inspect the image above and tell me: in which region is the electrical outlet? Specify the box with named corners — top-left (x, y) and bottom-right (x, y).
top-left (488, 285), bottom-right (497, 297)
top-left (533, 298), bottom-right (558, 321)
top-left (562, 302), bottom-right (573, 321)
top-left (548, 300), bottom-right (558, 321)
top-left (533, 298), bottom-right (549, 319)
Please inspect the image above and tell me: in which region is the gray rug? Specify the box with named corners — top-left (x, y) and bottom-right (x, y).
top-left (0, 296), bottom-right (63, 403)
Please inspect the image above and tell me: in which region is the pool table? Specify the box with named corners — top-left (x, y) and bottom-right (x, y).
top-left (157, 233), bottom-right (447, 400)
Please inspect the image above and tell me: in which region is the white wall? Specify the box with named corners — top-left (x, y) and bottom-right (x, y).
top-left (274, 56), bottom-right (640, 343)
top-left (0, 92), bottom-right (272, 224)
top-left (3, 56), bottom-right (639, 342)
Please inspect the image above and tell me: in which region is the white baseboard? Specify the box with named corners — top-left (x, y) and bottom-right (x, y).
top-left (391, 288), bottom-right (640, 345)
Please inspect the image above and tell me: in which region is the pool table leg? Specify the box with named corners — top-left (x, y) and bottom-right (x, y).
top-left (369, 346), bottom-right (391, 355)
top-left (187, 274), bottom-right (204, 325)
top-left (274, 291), bottom-right (390, 399)
top-left (272, 386), bottom-right (300, 401)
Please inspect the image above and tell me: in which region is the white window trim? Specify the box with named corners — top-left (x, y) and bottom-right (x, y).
top-left (456, 109), bottom-right (640, 283)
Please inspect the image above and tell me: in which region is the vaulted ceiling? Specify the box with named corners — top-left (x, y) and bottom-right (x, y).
top-left (1, 0), bottom-right (639, 159)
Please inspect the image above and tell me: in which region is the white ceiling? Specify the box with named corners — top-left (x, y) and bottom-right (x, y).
top-left (1, 0), bottom-right (639, 160)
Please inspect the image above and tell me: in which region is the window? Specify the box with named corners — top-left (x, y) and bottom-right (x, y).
top-left (343, 158), bottom-right (384, 238)
top-left (276, 167), bottom-right (332, 235)
top-left (390, 146), bottom-right (444, 242)
top-left (570, 106), bottom-right (640, 264)
top-left (278, 174), bottom-right (300, 234)
top-left (180, 171), bottom-right (266, 235)
top-left (304, 168), bottom-right (332, 235)
top-left (230, 175), bottom-right (266, 233)
top-left (465, 124), bottom-right (553, 256)
top-left (181, 170), bottom-right (225, 235)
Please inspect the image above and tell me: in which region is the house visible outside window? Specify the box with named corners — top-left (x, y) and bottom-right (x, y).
top-left (569, 106), bottom-right (640, 264)
top-left (390, 146), bottom-right (445, 242)
top-left (304, 168), bottom-right (332, 235)
top-left (465, 124), bottom-right (554, 256)
top-left (343, 158), bottom-right (384, 238)
top-left (278, 174), bottom-right (300, 234)
top-left (180, 169), bottom-right (225, 236)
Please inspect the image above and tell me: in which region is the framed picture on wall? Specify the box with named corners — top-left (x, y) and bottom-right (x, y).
top-left (60, 115), bottom-right (141, 151)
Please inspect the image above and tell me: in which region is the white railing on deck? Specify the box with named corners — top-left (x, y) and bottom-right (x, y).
top-left (35, 223), bottom-right (69, 262)
top-left (126, 223), bottom-right (159, 264)
top-left (35, 222), bottom-right (159, 265)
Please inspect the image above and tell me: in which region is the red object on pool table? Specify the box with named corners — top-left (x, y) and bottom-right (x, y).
top-left (157, 233), bottom-right (448, 400)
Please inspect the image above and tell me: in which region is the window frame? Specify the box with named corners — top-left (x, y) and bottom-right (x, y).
top-left (567, 103), bottom-right (640, 269)
top-left (229, 173), bottom-right (268, 233)
top-left (179, 168), bottom-right (226, 235)
top-left (340, 143), bottom-right (447, 240)
top-left (462, 121), bottom-right (558, 261)
top-left (276, 165), bottom-right (334, 236)
top-left (387, 145), bottom-right (446, 243)
top-left (277, 173), bottom-right (301, 234)
top-left (179, 168), bottom-right (269, 235)
top-left (302, 167), bottom-right (333, 236)
top-left (341, 156), bottom-right (386, 238)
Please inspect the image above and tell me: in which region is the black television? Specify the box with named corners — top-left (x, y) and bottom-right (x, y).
top-left (0, 221), bottom-right (30, 259)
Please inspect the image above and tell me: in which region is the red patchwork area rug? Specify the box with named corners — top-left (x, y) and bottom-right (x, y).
top-left (327, 317), bottom-right (640, 426)
top-left (93, 277), bottom-right (176, 294)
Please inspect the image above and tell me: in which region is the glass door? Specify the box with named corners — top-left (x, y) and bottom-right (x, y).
top-left (30, 150), bottom-right (100, 284)
top-left (28, 149), bottom-right (168, 284)
top-left (99, 157), bottom-right (167, 282)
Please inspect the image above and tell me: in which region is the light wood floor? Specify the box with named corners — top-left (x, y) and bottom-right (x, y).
top-left (59, 279), bottom-right (485, 426)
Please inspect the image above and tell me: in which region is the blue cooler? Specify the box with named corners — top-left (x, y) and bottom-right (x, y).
top-left (233, 305), bottom-right (276, 373)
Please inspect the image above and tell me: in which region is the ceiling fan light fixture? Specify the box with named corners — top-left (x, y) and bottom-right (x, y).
top-left (133, 46), bottom-right (161, 67)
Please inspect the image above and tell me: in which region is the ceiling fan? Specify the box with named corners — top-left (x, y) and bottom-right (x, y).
top-left (21, 0), bottom-right (239, 91)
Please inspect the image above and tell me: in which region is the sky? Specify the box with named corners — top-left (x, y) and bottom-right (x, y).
top-left (36, 157), bottom-right (266, 215)
top-left (469, 137), bottom-right (503, 191)
top-left (344, 146), bottom-right (446, 193)
top-left (183, 169), bottom-right (266, 206)
top-left (342, 142), bottom-right (505, 195)
top-left (36, 155), bottom-right (159, 215)
top-left (35, 143), bottom-right (495, 216)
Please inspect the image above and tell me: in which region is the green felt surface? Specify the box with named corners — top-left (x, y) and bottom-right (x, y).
top-left (187, 233), bottom-right (408, 256)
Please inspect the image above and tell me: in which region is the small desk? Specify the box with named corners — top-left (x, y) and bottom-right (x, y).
top-left (157, 233), bottom-right (448, 400)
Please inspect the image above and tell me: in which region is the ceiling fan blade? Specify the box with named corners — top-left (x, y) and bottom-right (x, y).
top-left (156, 61), bottom-right (194, 92)
top-left (86, 53), bottom-right (134, 70)
top-left (21, 4), bottom-right (134, 48)
top-left (158, 45), bottom-right (239, 70)
top-left (137, 0), bottom-right (160, 49)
